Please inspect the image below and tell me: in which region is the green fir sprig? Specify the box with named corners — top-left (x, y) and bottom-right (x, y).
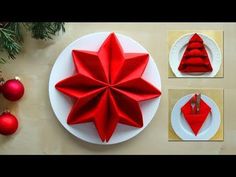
top-left (0, 22), bottom-right (65, 64)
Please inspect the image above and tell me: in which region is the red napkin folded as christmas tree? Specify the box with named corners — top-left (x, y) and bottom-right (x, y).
top-left (55, 33), bottom-right (161, 142)
top-left (181, 94), bottom-right (211, 136)
top-left (178, 33), bottom-right (213, 73)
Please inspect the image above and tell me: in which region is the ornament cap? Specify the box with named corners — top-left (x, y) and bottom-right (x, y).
top-left (3, 109), bottom-right (10, 113)
top-left (0, 77), bottom-right (4, 84)
top-left (1, 109), bottom-right (10, 115)
top-left (15, 76), bottom-right (21, 81)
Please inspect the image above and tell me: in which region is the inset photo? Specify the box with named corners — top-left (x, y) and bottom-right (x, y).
top-left (168, 89), bottom-right (223, 141)
top-left (168, 30), bottom-right (223, 78)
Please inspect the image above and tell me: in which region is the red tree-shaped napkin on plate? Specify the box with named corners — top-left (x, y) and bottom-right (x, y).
top-left (55, 33), bottom-right (161, 142)
top-left (178, 33), bottom-right (213, 73)
top-left (181, 94), bottom-right (211, 136)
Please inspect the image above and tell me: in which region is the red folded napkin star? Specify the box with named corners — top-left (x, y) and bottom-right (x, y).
top-left (181, 94), bottom-right (211, 136)
top-left (55, 33), bottom-right (161, 142)
top-left (178, 33), bottom-right (213, 73)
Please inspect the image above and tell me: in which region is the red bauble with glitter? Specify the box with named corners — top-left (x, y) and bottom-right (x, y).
top-left (1, 77), bottom-right (24, 101)
top-left (0, 112), bottom-right (18, 135)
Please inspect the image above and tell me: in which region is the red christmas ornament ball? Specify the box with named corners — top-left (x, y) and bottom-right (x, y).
top-left (0, 112), bottom-right (18, 135)
top-left (2, 78), bottom-right (24, 101)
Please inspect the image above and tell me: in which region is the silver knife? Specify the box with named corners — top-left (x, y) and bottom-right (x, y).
top-left (196, 93), bottom-right (201, 113)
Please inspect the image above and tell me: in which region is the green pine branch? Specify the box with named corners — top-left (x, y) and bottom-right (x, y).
top-left (0, 23), bottom-right (22, 62)
top-left (25, 22), bottom-right (65, 40)
top-left (0, 22), bottom-right (65, 63)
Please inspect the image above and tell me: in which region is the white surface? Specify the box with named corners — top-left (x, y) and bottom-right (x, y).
top-left (169, 33), bottom-right (222, 77)
top-left (171, 94), bottom-right (221, 140)
top-left (49, 32), bottom-right (162, 145)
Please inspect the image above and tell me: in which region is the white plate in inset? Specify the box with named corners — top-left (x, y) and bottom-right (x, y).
top-left (171, 94), bottom-right (220, 140)
top-left (48, 32), bottom-right (162, 145)
top-left (169, 33), bottom-right (222, 77)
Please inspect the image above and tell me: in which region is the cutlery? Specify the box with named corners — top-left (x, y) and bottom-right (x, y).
top-left (196, 93), bottom-right (201, 113)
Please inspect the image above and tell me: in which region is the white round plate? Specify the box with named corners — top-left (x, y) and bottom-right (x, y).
top-left (171, 94), bottom-right (220, 140)
top-left (49, 32), bottom-right (162, 145)
top-left (169, 33), bottom-right (222, 77)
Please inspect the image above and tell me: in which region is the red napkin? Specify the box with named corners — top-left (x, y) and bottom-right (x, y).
top-left (178, 33), bottom-right (213, 73)
top-left (55, 33), bottom-right (161, 142)
top-left (181, 94), bottom-right (211, 136)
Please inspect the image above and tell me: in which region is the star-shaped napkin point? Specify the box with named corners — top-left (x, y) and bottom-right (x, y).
top-left (55, 33), bottom-right (161, 142)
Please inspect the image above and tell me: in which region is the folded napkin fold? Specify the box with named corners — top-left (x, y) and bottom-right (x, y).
top-left (55, 33), bottom-right (161, 142)
top-left (182, 57), bottom-right (210, 66)
top-left (184, 49), bottom-right (208, 58)
top-left (178, 33), bottom-right (213, 73)
top-left (181, 94), bottom-right (211, 136)
top-left (187, 42), bottom-right (204, 50)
